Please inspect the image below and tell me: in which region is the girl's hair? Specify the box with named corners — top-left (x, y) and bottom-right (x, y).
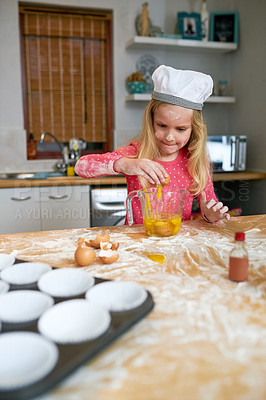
top-left (135, 99), bottom-right (210, 195)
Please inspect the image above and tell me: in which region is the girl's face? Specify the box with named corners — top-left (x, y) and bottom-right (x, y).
top-left (153, 104), bottom-right (193, 161)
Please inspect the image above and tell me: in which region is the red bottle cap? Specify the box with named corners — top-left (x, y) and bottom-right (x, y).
top-left (235, 232), bottom-right (245, 241)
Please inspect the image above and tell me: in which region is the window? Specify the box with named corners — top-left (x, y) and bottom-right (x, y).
top-left (19, 5), bottom-right (113, 158)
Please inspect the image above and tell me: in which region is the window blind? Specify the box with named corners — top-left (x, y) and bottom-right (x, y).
top-left (20, 6), bottom-right (112, 146)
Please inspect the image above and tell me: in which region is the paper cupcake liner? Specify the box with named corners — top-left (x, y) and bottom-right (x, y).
top-left (0, 254), bottom-right (15, 271)
top-left (38, 299), bottom-right (111, 344)
top-left (0, 262), bottom-right (52, 285)
top-left (38, 268), bottom-right (95, 297)
top-left (0, 290), bottom-right (54, 324)
top-left (0, 279), bottom-right (9, 294)
top-left (0, 331), bottom-right (58, 390)
top-left (85, 281), bottom-right (148, 312)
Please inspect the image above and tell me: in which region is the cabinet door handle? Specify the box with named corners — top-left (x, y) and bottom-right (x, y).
top-left (11, 196), bottom-right (31, 201)
top-left (48, 195), bottom-right (68, 200)
top-left (94, 201), bottom-right (126, 211)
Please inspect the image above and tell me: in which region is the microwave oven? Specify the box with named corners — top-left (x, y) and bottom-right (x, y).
top-left (207, 135), bottom-right (247, 172)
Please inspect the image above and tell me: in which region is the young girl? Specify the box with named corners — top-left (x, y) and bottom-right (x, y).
top-left (75, 65), bottom-right (230, 224)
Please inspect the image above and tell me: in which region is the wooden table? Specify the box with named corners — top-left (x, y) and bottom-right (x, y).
top-left (0, 215), bottom-right (265, 400)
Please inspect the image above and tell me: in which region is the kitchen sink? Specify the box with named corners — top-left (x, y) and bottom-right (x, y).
top-left (0, 172), bottom-right (65, 180)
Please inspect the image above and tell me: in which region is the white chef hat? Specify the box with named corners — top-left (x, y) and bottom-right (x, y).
top-left (152, 65), bottom-right (213, 110)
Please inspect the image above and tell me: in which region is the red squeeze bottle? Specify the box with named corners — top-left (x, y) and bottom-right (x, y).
top-left (229, 232), bottom-right (249, 282)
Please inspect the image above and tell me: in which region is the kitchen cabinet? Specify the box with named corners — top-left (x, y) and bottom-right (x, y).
top-left (0, 185), bottom-right (91, 234)
top-left (125, 36), bottom-right (237, 104)
top-left (39, 185), bottom-right (90, 231)
top-left (0, 173), bottom-right (264, 234)
top-left (0, 187), bottom-right (41, 234)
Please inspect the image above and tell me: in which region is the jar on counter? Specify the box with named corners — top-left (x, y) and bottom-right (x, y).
top-left (67, 164), bottom-right (75, 177)
top-left (218, 79), bottom-right (228, 96)
top-left (27, 133), bottom-right (37, 160)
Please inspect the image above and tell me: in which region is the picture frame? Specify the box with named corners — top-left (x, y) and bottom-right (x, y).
top-left (210, 12), bottom-right (239, 43)
top-left (177, 12), bottom-right (202, 41)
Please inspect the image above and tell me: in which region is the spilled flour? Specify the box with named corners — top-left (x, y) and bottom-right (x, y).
top-left (0, 217), bottom-right (266, 400)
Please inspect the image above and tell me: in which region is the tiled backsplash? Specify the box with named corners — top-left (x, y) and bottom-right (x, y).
top-left (0, 129), bottom-right (56, 174)
top-left (0, 128), bottom-right (138, 174)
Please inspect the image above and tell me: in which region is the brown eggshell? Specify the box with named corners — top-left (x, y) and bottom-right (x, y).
top-left (84, 238), bottom-right (92, 247)
top-left (162, 175), bottom-right (170, 187)
top-left (99, 250), bottom-right (119, 264)
top-left (77, 237), bottom-right (85, 247)
top-left (74, 246), bottom-right (96, 266)
top-left (100, 241), bottom-right (119, 251)
top-left (150, 175), bottom-right (170, 188)
top-left (89, 230), bottom-right (110, 248)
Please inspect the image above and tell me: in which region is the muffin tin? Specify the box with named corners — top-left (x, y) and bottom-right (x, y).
top-left (0, 258), bottom-right (154, 400)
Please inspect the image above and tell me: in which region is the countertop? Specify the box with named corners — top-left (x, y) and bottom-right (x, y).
top-left (0, 175), bottom-right (127, 188)
top-left (0, 170), bottom-right (265, 188)
top-left (0, 215), bottom-right (265, 400)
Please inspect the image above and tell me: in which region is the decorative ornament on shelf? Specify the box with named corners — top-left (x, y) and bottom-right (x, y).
top-left (126, 71), bottom-right (147, 94)
top-left (201, 0), bottom-right (209, 41)
top-left (135, 2), bottom-right (163, 37)
top-left (141, 2), bottom-right (149, 36)
top-left (136, 54), bottom-right (159, 93)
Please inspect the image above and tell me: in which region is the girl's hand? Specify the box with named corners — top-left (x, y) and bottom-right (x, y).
top-left (114, 157), bottom-right (168, 186)
top-left (200, 191), bottom-right (230, 223)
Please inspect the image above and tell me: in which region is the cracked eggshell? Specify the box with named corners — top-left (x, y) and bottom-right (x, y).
top-left (89, 231), bottom-right (110, 248)
top-left (77, 237), bottom-right (85, 246)
top-left (99, 250), bottom-right (119, 264)
top-left (100, 241), bottom-right (119, 251)
top-left (150, 175), bottom-right (170, 188)
top-left (74, 246), bottom-right (96, 267)
top-left (162, 175), bottom-right (171, 187)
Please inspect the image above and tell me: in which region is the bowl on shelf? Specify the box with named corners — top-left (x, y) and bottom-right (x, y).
top-left (126, 81), bottom-right (146, 94)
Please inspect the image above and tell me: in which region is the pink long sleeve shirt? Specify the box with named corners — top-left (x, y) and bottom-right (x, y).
top-left (75, 142), bottom-right (218, 224)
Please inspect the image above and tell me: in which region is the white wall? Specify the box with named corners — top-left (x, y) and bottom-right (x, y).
top-left (228, 0), bottom-right (266, 171)
top-left (0, 0), bottom-right (265, 173)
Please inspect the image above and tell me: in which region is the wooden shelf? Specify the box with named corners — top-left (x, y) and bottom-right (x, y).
top-left (125, 36), bottom-right (238, 54)
top-left (125, 93), bottom-right (236, 104)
